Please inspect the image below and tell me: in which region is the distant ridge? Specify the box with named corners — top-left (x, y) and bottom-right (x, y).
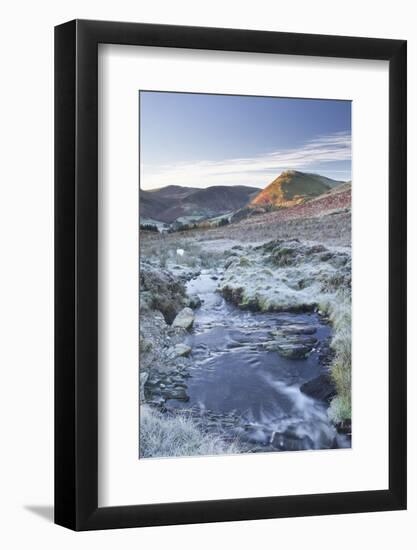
top-left (250, 170), bottom-right (345, 209)
top-left (146, 185), bottom-right (198, 200)
top-left (140, 184), bottom-right (259, 223)
top-left (140, 171), bottom-right (348, 224)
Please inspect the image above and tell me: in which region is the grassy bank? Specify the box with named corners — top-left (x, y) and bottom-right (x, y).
top-left (139, 406), bottom-right (241, 458)
top-left (319, 293), bottom-right (352, 425)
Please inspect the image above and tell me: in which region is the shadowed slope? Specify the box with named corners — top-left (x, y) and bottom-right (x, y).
top-left (140, 184), bottom-right (258, 222)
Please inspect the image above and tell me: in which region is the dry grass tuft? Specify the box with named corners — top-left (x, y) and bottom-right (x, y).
top-left (139, 406), bottom-right (241, 458)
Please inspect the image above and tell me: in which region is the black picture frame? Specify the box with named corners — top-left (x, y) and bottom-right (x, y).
top-left (55, 19), bottom-right (407, 531)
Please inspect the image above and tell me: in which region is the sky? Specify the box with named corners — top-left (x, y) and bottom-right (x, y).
top-left (140, 91), bottom-right (351, 190)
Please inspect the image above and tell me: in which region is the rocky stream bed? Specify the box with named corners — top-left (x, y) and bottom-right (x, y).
top-left (139, 238), bottom-right (352, 456)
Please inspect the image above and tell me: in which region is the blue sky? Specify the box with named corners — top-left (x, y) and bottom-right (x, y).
top-left (140, 91), bottom-right (351, 190)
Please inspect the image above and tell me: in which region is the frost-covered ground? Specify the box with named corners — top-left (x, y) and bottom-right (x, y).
top-left (139, 207), bottom-right (352, 457)
top-left (140, 406), bottom-right (240, 458)
top-left (219, 240), bottom-right (350, 313)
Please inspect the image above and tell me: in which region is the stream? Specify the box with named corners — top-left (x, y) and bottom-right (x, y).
top-left (168, 269), bottom-right (350, 452)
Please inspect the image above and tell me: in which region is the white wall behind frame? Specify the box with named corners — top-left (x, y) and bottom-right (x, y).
top-left (1, 1), bottom-right (415, 549)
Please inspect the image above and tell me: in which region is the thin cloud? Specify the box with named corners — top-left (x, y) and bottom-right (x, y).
top-left (141, 131), bottom-right (351, 189)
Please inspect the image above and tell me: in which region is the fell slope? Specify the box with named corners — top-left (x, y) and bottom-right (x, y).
top-left (250, 170), bottom-right (344, 209)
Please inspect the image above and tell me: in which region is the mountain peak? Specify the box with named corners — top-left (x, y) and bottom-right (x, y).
top-left (250, 170), bottom-right (343, 209)
top-left (280, 169), bottom-right (300, 177)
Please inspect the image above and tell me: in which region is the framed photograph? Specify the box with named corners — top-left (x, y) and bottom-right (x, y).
top-left (55, 19), bottom-right (407, 530)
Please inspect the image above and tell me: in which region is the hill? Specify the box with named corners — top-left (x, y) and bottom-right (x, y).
top-left (187, 185), bottom-right (259, 213)
top-left (145, 185), bottom-right (198, 200)
top-left (140, 184), bottom-right (258, 223)
top-left (250, 170), bottom-right (344, 209)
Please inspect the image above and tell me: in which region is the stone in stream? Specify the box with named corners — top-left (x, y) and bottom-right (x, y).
top-left (162, 387), bottom-right (189, 401)
top-left (276, 343), bottom-right (312, 359)
top-left (147, 396), bottom-right (165, 407)
top-left (335, 419), bottom-right (352, 436)
top-left (264, 336), bottom-right (316, 358)
top-left (280, 324), bottom-right (317, 336)
top-left (300, 374), bottom-right (336, 403)
top-left (166, 325), bottom-right (188, 345)
top-left (172, 307), bottom-right (194, 330)
top-left (269, 326), bottom-right (317, 340)
top-left (272, 333), bottom-right (317, 346)
top-left (187, 293), bottom-right (202, 309)
top-left (271, 429), bottom-right (314, 451)
top-left (266, 326), bottom-right (318, 359)
top-left (173, 343), bottom-right (192, 357)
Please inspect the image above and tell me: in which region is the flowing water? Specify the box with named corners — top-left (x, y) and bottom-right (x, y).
top-left (168, 270), bottom-right (350, 452)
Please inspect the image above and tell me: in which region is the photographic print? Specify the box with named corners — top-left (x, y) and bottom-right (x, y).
top-left (139, 91), bottom-right (352, 459)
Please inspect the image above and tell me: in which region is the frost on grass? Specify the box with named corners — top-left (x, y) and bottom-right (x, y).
top-left (219, 240), bottom-right (351, 312)
top-left (321, 295), bottom-right (352, 424)
top-left (139, 406), bottom-right (241, 458)
top-left (141, 235), bottom-right (225, 272)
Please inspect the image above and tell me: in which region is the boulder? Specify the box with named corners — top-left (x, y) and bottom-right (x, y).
top-left (187, 294), bottom-right (202, 309)
top-left (140, 265), bottom-right (187, 323)
top-left (166, 325), bottom-right (188, 344)
top-left (173, 343), bottom-right (192, 357)
top-left (276, 343), bottom-right (312, 359)
top-left (172, 307), bottom-right (194, 330)
top-left (280, 324), bottom-right (317, 336)
top-left (163, 387), bottom-right (189, 401)
top-left (271, 430), bottom-right (314, 451)
top-left (300, 374), bottom-right (336, 403)
top-left (335, 419), bottom-right (352, 435)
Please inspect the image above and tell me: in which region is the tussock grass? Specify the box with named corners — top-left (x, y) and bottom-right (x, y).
top-left (319, 292), bottom-right (351, 424)
top-left (139, 406), bottom-right (241, 458)
top-left (328, 394), bottom-right (351, 425)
